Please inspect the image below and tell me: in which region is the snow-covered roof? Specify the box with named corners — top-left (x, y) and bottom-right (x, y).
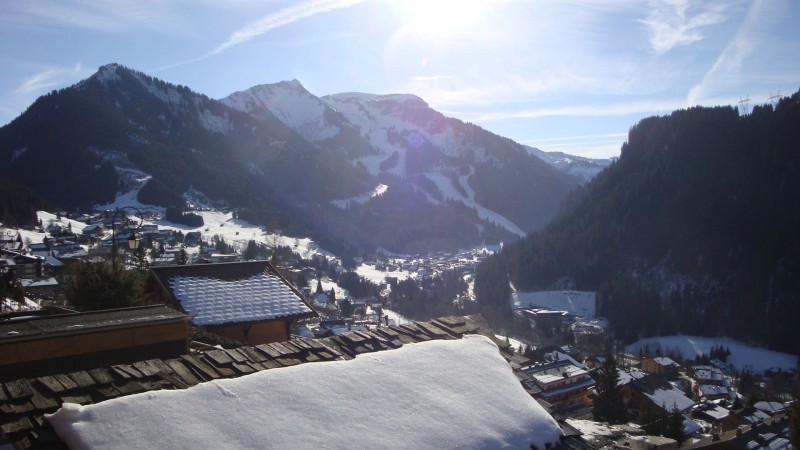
top-left (653, 356), bottom-right (678, 366)
top-left (47, 335), bottom-right (563, 449)
top-left (513, 290), bottom-right (596, 318)
top-left (699, 384), bottom-right (734, 398)
top-left (754, 401), bottom-right (786, 414)
top-left (617, 369), bottom-right (647, 386)
top-left (169, 272), bottom-right (313, 326)
top-left (695, 403), bottom-right (730, 421)
top-left (644, 386), bottom-right (695, 413)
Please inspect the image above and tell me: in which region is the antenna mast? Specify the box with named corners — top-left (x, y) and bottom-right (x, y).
top-left (768, 91), bottom-right (781, 108)
top-left (737, 95), bottom-right (751, 116)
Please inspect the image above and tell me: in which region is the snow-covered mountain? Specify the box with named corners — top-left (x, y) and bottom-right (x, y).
top-left (222, 80), bottom-right (581, 241)
top-left (0, 63), bottom-right (582, 254)
top-left (524, 146), bottom-right (612, 182)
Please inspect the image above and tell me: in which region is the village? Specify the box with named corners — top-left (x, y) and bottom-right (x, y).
top-left (0, 210), bottom-right (797, 449)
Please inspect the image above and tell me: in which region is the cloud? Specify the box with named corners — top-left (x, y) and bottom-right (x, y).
top-left (14, 64), bottom-right (88, 95)
top-left (445, 99), bottom-right (687, 122)
top-left (640, 0), bottom-right (731, 54)
top-left (8, 0), bottom-right (184, 32)
top-left (686, 0), bottom-right (785, 105)
top-left (207, 0), bottom-right (366, 56)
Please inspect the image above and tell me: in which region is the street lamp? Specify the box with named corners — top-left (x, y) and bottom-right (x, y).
top-left (111, 206), bottom-right (143, 272)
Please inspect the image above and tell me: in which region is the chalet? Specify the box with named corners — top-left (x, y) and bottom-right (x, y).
top-left (81, 223), bottom-right (103, 238)
top-left (0, 316), bottom-right (566, 450)
top-left (698, 384), bottom-right (735, 400)
top-left (0, 232), bottom-right (22, 251)
top-left (691, 402), bottom-right (739, 431)
top-left (148, 261), bottom-right (317, 345)
top-left (0, 305), bottom-right (189, 382)
top-left (525, 358), bottom-right (595, 417)
top-left (691, 365), bottom-right (726, 385)
top-left (642, 356), bottom-right (680, 377)
top-left (184, 231), bottom-right (202, 246)
top-left (619, 373), bottom-right (695, 417)
top-left (0, 250), bottom-right (43, 279)
top-left (19, 277), bottom-right (58, 299)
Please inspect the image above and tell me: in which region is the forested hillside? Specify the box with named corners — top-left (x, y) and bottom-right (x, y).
top-left (0, 178), bottom-right (51, 228)
top-left (477, 91), bottom-right (800, 354)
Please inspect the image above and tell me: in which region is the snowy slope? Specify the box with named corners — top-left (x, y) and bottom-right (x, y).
top-left (626, 335), bottom-right (797, 374)
top-left (222, 80), bottom-right (339, 142)
top-left (525, 145), bottom-right (612, 182)
top-left (47, 336), bottom-right (563, 449)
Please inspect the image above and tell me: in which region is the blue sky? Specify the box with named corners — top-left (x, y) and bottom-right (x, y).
top-left (1, 0), bottom-right (798, 158)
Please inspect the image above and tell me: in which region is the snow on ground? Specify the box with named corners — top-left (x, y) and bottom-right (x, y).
top-left (331, 183), bottom-right (388, 208)
top-left (626, 335), bottom-right (797, 374)
top-left (511, 290), bottom-right (596, 318)
top-left (425, 169), bottom-right (525, 237)
top-left (47, 335), bottom-right (563, 450)
top-left (383, 308), bottom-right (412, 326)
top-left (565, 419), bottom-right (623, 443)
top-left (356, 263), bottom-right (413, 285)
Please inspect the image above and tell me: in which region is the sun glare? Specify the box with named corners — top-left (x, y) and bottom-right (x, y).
top-left (392, 0), bottom-right (490, 39)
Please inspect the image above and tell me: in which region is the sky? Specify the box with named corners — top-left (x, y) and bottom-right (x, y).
top-left (1, 0), bottom-right (798, 158)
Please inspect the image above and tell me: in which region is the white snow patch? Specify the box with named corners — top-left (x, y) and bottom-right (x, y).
top-left (11, 146), bottom-right (27, 162)
top-left (197, 108), bottom-right (232, 134)
top-left (425, 168), bottom-right (525, 237)
top-left (331, 183), bottom-right (388, 208)
top-left (47, 336), bottom-right (563, 450)
top-left (626, 335), bottom-right (797, 374)
top-left (355, 262), bottom-right (413, 284)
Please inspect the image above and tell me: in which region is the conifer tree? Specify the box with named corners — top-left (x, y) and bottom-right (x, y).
top-left (593, 344), bottom-right (627, 424)
top-left (790, 394), bottom-right (800, 449)
top-left (664, 407), bottom-right (685, 443)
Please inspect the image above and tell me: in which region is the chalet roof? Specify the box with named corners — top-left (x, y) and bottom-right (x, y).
top-left (150, 261), bottom-right (316, 326)
top-left (0, 315), bottom-right (514, 449)
top-left (0, 305), bottom-right (187, 342)
top-left (629, 374), bottom-right (695, 413)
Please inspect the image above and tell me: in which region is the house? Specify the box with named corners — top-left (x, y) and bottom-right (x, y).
top-left (0, 305), bottom-right (189, 382)
top-left (691, 402), bottom-right (739, 431)
top-left (80, 223), bottom-right (103, 238)
top-left (148, 261), bottom-right (318, 345)
top-left (0, 250), bottom-right (43, 279)
top-left (184, 231), bottom-right (202, 246)
top-left (691, 365), bottom-right (725, 385)
top-left (524, 358), bottom-right (595, 417)
top-left (0, 315), bottom-right (565, 450)
top-left (642, 356), bottom-right (680, 377)
top-left (19, 277), bottom-right (58, 299)
top-left (619, 374), bottom-right (695, 417)
top-left (698, 384), bottom-right (735, 400)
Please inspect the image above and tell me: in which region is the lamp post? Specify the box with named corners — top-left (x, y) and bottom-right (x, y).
top-left (111, 206), bottom-right (143, 272)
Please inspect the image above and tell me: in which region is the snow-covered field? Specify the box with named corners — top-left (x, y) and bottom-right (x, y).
top-left (626, 335), bottom-right (797, 374)
top-left (511, 289), bottom-right (596, 318)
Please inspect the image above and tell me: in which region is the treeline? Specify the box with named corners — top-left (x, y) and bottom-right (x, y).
top-left (477, 90), bottom-right (800, 354)
top-left (0, 178), bottom-right (52, 227)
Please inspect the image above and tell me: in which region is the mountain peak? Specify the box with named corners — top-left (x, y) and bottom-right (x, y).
top-left (91, 63), bottom-right (124, 84)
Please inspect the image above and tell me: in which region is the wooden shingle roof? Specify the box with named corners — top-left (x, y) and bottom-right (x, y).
top-left (0, 315), bottom-right (509, 449)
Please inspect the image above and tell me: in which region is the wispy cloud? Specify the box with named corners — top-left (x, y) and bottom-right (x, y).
top-left (640, 0), bottom-right (731, 54)
top-left (207, 0), bottom-right (366, 57)
top-left (8, 1), bottom-right (185, 32)
top-left (14, 64), bottom-right (88, 95)
top-left (686, 0), bottom-right (785, 105)
top-left (445, 99), bottom-right (687, 122)
top-left (520, 133), bottom-right (629, 144)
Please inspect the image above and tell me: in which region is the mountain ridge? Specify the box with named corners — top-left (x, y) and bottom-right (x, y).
top-left (477, 91), bottom-right (800, 353)
top-left (0, 63), bottom-right (591, 255)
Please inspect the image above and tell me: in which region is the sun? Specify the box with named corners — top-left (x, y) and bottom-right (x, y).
top-left (391, 0), bottom-right (490, 40)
